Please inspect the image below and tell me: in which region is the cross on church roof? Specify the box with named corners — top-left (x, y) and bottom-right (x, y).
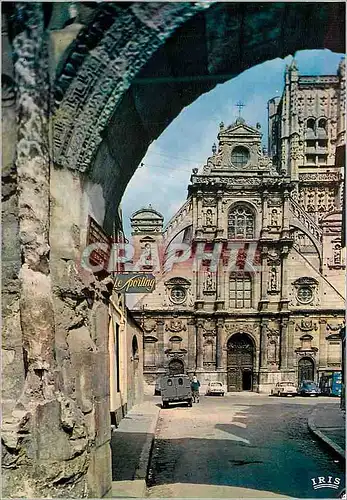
top-left (235, 101), bottom-right (245, 117)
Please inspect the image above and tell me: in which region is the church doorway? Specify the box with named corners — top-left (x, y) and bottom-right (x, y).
top-left (298, 357), bottom-right (315, 383)
top-left (227, 333), bottom-right (254, 392)
top-left (168, 358), bottom-right (184, 375)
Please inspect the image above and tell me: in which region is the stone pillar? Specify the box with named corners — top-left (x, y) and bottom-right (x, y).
top-left (287, 320), bottom-right (295, 369)
top-left (280, 318), bottom-right (289, 370)
top-left (156, 319), bottom-right (165, 369)
top-left (216, 190), bottom-right (224, 238)
top-left (197, 191), bottom-right (203, 230)
top-left (262, 191), bottom-right (269, 238)
top-left (260, 247), bottom-right (269, 309)
top-left (282, 190), bottom-right (290, 236)
top-left (196, 320), bottom-right (204, 370)
top-left (260, 319), bottom-right (269, 369)
top-left (216, 318), bottom-right (224, 369)
top-left (187, 317), bottom-right (196, 372)
top-left (280, 246), bottom-right (290, 310)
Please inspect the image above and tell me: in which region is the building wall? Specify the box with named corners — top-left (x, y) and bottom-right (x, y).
top-left (129, 61), bottom-right (345, 395)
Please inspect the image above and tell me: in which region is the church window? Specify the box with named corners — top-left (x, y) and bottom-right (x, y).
top-left (170, 286), bottom-right (186, 304)
top-left (231, 146), bottom-right (250, 168)
top-left (297, 286), bottom-right (313, 304)
top-left (228, 205), bottom-right (254, 239)
top-left (306, 118), bottom-right (316, 131)
top-left (229, 272), bottom-right (252, 309)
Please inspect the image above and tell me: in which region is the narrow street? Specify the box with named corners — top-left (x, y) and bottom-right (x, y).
top-left (147, 395), bottom-right (345, 499)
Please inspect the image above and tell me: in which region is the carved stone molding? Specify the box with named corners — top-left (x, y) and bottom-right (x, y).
top-left (165, 319), bottom-right (186, 333)
top-left (143, 318), bottom-right (157, 333)
top-left (295, 319), bottom-right (318, 332)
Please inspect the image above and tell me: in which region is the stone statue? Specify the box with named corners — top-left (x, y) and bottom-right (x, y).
top-left (205, 209), bottom-right (213, 226)
top-left (205, 271), bottom-right (214, 291)
top-left (270, 209), bottom-right (279, 227)
top-left (270, 266), bottom-right (278, 291)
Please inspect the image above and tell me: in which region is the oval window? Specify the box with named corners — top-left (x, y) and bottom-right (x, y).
top-left (231, 146), bottom-right (250, 168)
top-left (178, 378), bottom-right (183, 385)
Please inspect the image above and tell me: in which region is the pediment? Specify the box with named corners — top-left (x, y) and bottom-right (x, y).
top-left (220, 123), bottom-right (261, 138)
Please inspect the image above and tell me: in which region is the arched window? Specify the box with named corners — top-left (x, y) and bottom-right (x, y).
top-left (132, 335), bottom-right (139, 360)
top-left (317, 118), bottom-right (327, 140)
top-left (228, 204), bottom-right (254, 239)
top-left (229, 272), bottom-right (252, 308)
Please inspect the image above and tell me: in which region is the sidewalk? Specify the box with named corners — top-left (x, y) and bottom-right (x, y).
top-left (110, 396), bottom-right (160, 498)
top-left (308, 402), bottom-right (345, 459)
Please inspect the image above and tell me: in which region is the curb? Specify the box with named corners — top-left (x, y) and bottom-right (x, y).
top-left (308, 408), bottom-right (345, 460)
top-left (134, 405), bottom-right (161, 488)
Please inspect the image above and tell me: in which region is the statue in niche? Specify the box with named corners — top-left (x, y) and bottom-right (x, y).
top-left (204, 271), bottom-right (214, 291)
top-left (205, 209), bottom-right (213, 226)
top-left (267, 341), bottom-right (277, 363)
top-left (270, 209), bottom-right (280, 227)
top-left (143, 243), bottom-right (152, 266)
top-left (269, 266), bottom-right (278, 291)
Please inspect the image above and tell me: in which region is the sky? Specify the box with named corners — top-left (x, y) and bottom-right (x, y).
top-left (121, 50), bottom-right (344, 238)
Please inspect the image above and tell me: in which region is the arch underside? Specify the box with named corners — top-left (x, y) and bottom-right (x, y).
top-left (53, 2), bottom-right (345, 232)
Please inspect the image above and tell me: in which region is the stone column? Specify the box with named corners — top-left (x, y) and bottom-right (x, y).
top-left (260, 319), bottom-right (269, 369)
top-left (261, 191), bottom-right (269, 238)
top-left (197, 191), bottom-right (203, 230)
top-left (13, 3), bottom-right (54, 380)
top-left (260, 247), bottom-right (269, 309)
top-left (216, 190), bottom-right (224, 238)
top-left (156, 319), bottom-right (165, 370)
top-left (196, 320), bottom-right (204, 370)
top-left (216, 318), bottom-right (224, 369)
top-left (280, 317), bottom-right (289, 370)
top-left (281, 190), bottom-right (290, 237)
top-left (187, 317), bottom-right (196, 372)
top-left (287, 320), bottom-right (295, 369)
top-left (280, 246), bottom-right (290, 310)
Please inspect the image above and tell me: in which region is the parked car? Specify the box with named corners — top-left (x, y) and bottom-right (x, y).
top-left (161, 374), bottom-right (192, 408)
top-left (271, 381), bottom-right (297, 397)
top-left (298, 380), bottom-right (320, 396)
top-left (206, 381), bottom-right (225, 396)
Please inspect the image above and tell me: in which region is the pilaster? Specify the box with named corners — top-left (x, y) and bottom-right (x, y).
top-left (216, 318), bottom-right (224, 370)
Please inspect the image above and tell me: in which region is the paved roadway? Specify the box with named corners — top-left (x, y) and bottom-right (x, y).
top-left (147, 394), bottom-right (345, 499)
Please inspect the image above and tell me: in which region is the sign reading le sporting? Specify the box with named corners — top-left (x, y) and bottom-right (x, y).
top-left (114, 273), bottom-right (156, 293)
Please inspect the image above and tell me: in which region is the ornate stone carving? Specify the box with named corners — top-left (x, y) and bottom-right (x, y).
top-left (203, 270), bottom-right (216, 293)
top-left (295, 319), bottom-right (318, 332)
top-left (165, 319), bottom-right (186, 333)
top-left (224, 323), bottom-right (257, 338)
top-left (291, 277), bottom-right (319, 307)
top-left (53, 2), bottom-right (206, 171)
top-left (143, 318), bottom-right (157, 333)
top-left (202, 197), bottom-right (217, 207)
top-left (268, 265), bottom-right (280, 294)
top-left (2, 74), bottom-right (16, 107)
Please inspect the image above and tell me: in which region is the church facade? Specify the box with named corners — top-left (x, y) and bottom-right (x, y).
top-left (127, 60), bottom-right (345, 393)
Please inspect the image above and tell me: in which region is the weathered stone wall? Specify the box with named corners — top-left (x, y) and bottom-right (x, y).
top-left (126, 313), bottom-right (144, 411)
top-left (2, 5), bottom-right (113, 497)
top-left (2, 18), bottom-right (24, 441)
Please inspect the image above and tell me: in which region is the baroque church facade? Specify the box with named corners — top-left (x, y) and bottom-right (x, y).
top-left (127, 60), bottom-right (345, 393)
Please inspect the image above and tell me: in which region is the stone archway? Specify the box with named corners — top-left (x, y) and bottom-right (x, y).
top-left (227, 333), bottom-right (254, 392)
top-left (2, 2), bottom-right (345, 497)
top-left (52, 2), bottom-right (345, 232)
top-left (298, 357), bottom-right (315, 383)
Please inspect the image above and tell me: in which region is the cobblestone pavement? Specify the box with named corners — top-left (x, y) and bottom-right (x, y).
top-left (147, 394), bottom-right (345, 499)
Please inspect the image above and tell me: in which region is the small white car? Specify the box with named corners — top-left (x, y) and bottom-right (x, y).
top-left (206, 381), bottom-right (225, 396)
top-left (271, 381), bottom-right (297, 397)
